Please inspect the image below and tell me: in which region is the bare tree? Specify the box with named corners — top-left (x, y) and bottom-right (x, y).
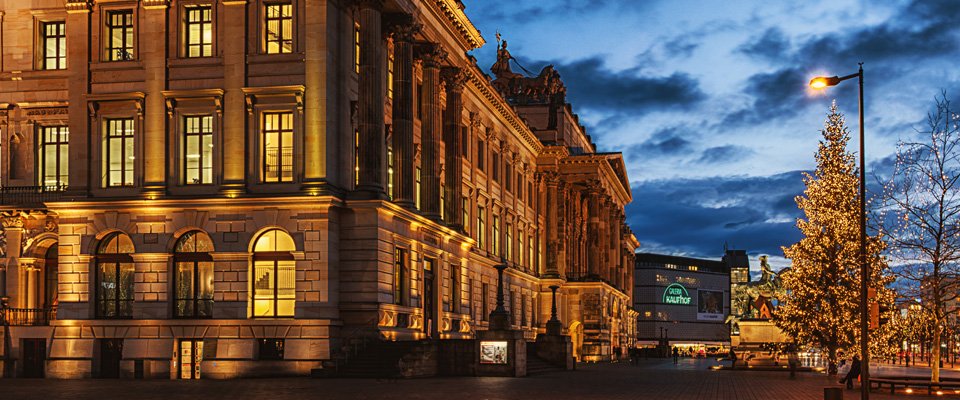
top-left (881, 92), bottom-right (960, 383)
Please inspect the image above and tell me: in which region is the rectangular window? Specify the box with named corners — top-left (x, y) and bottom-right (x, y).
top-left (477, 139), bottom-right (485, 171)
top-left (477, 206), bottom-right (485, 248)
top-left (38, 126), bottom-right (69, 188)
top-left (521, 294), bottom-right (527, 327)
top-left (353, 22), bottom-right (361, 73)
top-left (394, 248), bottom-right (406, 305)
top-left (258, 339), bottom-right (284, 360)
top-left (506, 223), bottom-right (512, 261)
top-left (440, 182), bottom-right (446, 220)
top-left (504, 164), bottom-right (512, 192)
top-left (183, 115), bottom-right (214, 185)
top-left (449, 265), bottom-right (460, 313)
top-left (492, 215), bottom-right (500, 256)
top-left (354, 130), bottom-right (360, 185)
top-left (529, 235), bottom-right (535, 272)
top-left (461, 127), bottom-right (468, 157)
top-left (517, 174), bottom-right (523, 200)
top-left (491, 151), bottom-right (499, 182)
top-left (104, 118), bottom-right (135, 187)
top-left (415, 167), bottom-right (422, 210)
top-left (481, 282), bottom-right (489, 321)
top-left (388, 146), bottom-right (394, 199)
top-left (518, 234), bottom-right (523, 267)
top-left (416, 83), bottom-right (423, 120)
top-left (106, 10), bottom-right (134, 61)
top-left (264, 3), bottom-right (293, 54)
top-left (462, 198), bottom-right (469, 233)
top-left (41, 21), bottom-right (66, 70)
top-left (184, 5), bottom-right (213, 58)
top-left (262, 112), bottom-right (294, 182)
top-left (387, 45), bottom-right (394, 99)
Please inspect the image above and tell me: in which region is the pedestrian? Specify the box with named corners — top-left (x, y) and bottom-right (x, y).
top-left (672, 347), bottom-right (679, 364)
top-left (729, 348), bottom-right (738, 369)
top-left (840, 355), bottom-right (862, 390)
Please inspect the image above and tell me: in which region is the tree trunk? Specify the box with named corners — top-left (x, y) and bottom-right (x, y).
top-left (829, 346), bottom-right (838, 375)
top-left (933, 326), bottom-right (942, 383)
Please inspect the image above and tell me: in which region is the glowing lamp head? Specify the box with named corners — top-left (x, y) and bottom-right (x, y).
top-left (809, 76), bottom-right (841, 89)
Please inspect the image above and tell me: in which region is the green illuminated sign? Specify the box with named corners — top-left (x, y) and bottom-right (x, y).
top-left (663, 283), bottom-right (692, 305)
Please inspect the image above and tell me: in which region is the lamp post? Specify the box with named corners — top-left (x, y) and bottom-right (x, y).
top-left (810, 63), bottom-right (868, 400)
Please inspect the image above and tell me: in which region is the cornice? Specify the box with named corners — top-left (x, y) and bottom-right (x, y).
top-left (433, 0), bottom-right (484, 50)
top-left (464, 68), bottom-right (542, 155)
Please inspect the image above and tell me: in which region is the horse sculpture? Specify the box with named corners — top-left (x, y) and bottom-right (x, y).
top-left (726, 256), bottom-right (789, 331)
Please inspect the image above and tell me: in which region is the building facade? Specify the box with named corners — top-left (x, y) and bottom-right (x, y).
top-left (0, 0), bottom-right (638, 379)
top-left (633, 252), bottom-right (743, 353)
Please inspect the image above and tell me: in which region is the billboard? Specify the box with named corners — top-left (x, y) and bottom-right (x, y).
top-left (697, 289), bottom-right (725, 321)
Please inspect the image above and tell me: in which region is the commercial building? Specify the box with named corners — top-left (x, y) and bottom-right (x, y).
top-left (633, 251), bottom-right (747, 354)
top-left (0, 0), bottom-right (638, 379)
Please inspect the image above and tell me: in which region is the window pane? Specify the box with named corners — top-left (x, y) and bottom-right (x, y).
top-left (277, 260), bottom-right (295, 317)
top-left (253, 261), bottom-right (275, 317)
top-left (176, 262), bottom-right (194, 316)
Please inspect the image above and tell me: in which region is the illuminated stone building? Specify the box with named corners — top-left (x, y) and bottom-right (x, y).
top-left (0, 0), bottom-right (637, 378)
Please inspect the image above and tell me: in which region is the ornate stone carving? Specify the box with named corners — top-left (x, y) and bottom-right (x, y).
top-left (25, 108), bottom-right (68, 116)
top-left (415, 42), bottom-right (447, 68)
top-left (384, 14), bottom-right (421, 42)
top-left (65, 0), bottom-right (91, 13)
top-left (1, 214), bottom-right (23, 229)
top-left (489, 37), bottom-right (566, 105)
top-left (440, 67), bottom-right (468, 93)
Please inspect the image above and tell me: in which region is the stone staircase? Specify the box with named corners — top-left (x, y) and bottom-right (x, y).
top-left (526, 343), bottom-right (566, 376)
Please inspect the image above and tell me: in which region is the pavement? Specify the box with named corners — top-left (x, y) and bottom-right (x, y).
top-left (0, 358), bottom-right (955, 400)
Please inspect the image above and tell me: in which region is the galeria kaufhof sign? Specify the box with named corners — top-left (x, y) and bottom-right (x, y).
top-left (662, 283), bottom-right (692, 305)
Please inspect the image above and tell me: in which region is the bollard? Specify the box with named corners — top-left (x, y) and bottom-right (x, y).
top-left (823, 387), bottom-right (843, 400)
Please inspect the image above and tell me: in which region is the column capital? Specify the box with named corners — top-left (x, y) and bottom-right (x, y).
top-left (584, 179), bottom-right (602, 194)
top-left (415, 42), bottom-right (447, 68)
top-left (441, 67), bottom-right (469, 93)
top-left (352, 0), bottom-right (385, 11)
top-left (1, 215), bottom-right (23, 229)
top-left (65, 0), bottom-right (91, 13)
top-left (384, 13), bottom-right (421, 42)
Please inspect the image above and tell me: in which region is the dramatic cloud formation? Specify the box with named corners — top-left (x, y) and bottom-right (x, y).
top-left (464, 0), bottom-right (960, 270)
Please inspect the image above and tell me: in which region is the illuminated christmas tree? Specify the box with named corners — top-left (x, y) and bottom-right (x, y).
top-left (776, 102), bottom-right (893, 375)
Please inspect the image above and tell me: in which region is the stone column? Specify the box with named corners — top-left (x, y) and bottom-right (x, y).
top-left (1, 216), bottom-right (23, 309)
top-left (355, 0), bottom-right (387, 197)
top-left (220, 0), bottom-right (247, 193)
top-left (386, 16), bottom-right (419, 208)
top-left (543, 173), bottom-right (560, 277)
top-left (65, 1), bottom-right (91, 195)
top-left (141, 0), bottom-right (169, 196)
top-left (441, 67), bottom-right (467, 230)
top-left (416, 43), bottom-right (445, 219)
top-left (24, 265), bottom-right (37, 309)
top-left (587, 183), bottom-right (601, 279)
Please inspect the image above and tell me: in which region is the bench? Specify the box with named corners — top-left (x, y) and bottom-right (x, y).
top-left (870, 378), bottom-right (960, 395)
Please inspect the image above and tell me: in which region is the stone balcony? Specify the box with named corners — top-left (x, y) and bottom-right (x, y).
top-left (0, 185), bottom-right (67, 209)
top-left (2, 307), bottom-right (57, 326)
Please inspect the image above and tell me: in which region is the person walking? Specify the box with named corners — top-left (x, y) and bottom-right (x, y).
top-left (840, 355), bottom-right (862, 389)
top-left (788, 351), bottom-right (799, 378)
top-left (729, 348), bottom-right (738, 369)
top-left (672, 347), bottom-right (679, 364)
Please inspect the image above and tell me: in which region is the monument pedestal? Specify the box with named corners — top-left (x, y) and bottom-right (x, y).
top-left (534, 333), bottom-right (574, 370)
top-left (476, 328), bottom-right (526, 377)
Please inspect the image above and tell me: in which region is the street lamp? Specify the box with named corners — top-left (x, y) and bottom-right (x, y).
top-left (809, 63), bottom-right (868, 400)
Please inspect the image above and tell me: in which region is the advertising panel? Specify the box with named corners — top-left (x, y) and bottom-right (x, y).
top-left (697, 289), bottom-right (725, 321)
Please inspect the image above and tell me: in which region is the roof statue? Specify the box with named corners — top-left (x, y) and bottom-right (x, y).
top-left (490, 34), bottom-right (567, 106)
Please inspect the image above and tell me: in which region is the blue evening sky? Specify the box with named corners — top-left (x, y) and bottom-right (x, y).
top-left (462, 0), bottom-right (960, 270)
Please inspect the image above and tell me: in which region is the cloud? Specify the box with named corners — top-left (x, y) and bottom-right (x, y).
top-left (737, 27), bottom-right (790, 61)
top-left (626, 171), bottom-right (806, 259)
top-left (698, 145), bottom-right (755, 164)
top-left (719, 67), bottom-right (810, 126)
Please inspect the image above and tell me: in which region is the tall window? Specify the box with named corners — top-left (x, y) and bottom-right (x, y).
top-left (415, 167), bottom-right (422, 210)
top-left (492, 216), bottom-right (500, 256)
top-left (353, 22), bottom-right (360, 73)
top-left (518, 234), bottom-right (523, 267)
top-left (174, 231), bottom-right (214, 318)
top-left (387, 45), bottom-right (394, 99)
top-left (476, 139), bottom-right (485, 171)
top-left (41, 21), bottom-right (66, 70)
top-left (529, 235), bottom-right (535, 272)
top-left (354, 130), bottom-right (360, 185)
top-left (506, 223), bottom-right (512, 261)
top-left (462, 198), bottom-right (469, 233)
top-left (461, 127), bottom-right (469, 157)
top-left (184, 5), bottom-right (213, 58)
top-left (106, 10), bottom-right (134, 61)
top-left (387, 147), bottom-right (394, 199)
top-left (184, 116), bottom-right (213, 185)
top-left (394, 248), bottom-right (406, 305)
top-left (449, 265), bottom-right (460, 313)
top-left (504, 164), bottom-right (512, 192)
top-left (264, 3), bottom-right (293, 54)
top-left (262, 112), bottom-right (293, 182)
top-left (38, 126), bottom-right (69, 188)
top-left (252, 229), bottom-right (296, 317)
top-left (104, 118), bottom-right (135, 187)
top-left (96, 232), bottom-right (134, 318)
top-left (481, 282), bottom-right (489, 321)
top-left (476, 206), bottom-right (485, 248)
top-left (491, 151), bottom-right (499, 182)
top-left (516, 174), bottom-right (523, 200)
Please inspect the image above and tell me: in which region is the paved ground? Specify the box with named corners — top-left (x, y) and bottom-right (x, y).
top-left (1, 358), bottom-right (955, 399)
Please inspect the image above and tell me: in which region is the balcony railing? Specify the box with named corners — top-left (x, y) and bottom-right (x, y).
top-left (1, 307), bottom-right (56, 326)
top-left (0, 185), bottom-right (67, 208)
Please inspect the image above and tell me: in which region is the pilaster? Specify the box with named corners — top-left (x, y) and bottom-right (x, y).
top-left (416, 42), bottom-right (446, 219)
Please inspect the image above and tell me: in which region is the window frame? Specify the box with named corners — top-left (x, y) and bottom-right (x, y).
top-left (260, 111), bottom-right (295, 183)
top-left (394, 248), bottom-right (407, 306)
top-left (182, 115), bottom-right (215, 185)
top-left (39, 20), bottom-right (67, 70)
top-left (173, 231), bottom-right (215, 319)
top-left (182, 4), bottom-right (214, 58)
top-left (95, 232), bottom-right (135, 319)
top-left (105, 9), bottom-right (135, 61)
top-left (103, 117), bottom-right (136, 188)
top-left (36, 125), bottom-right (69, 189)
top-left (263, 2), bottom-right (294, 54)
top-left (251, 229), bottom-right (296, 318)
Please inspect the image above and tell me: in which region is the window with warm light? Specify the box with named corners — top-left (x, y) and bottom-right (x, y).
top-left (477, 206), bottom-right (486, 248)
top-left (262, 112), bottom-right (293, 182)
top-left (387, 44), bottom-right (394, 99)
top-left (462, 198), bottom-right (469, 232)
top-left (104, 118), bottom-right (135, 187)
top-left (415, 166), bottom-right (422, 209)
top-left (252, 229), bottom-right (296, 317)
top-left (174, 231), bottom-right (214, 318)
top-left (394, 248), bottom-right (406, 305)
top-left (37, 126), bottom-right (68, 189)
top-left (353, 21), bottom-right (360, 73)
top-left (264, 3), bottom-right (293, 54)
top-left (106, 10), bottom-right (134, 61)
top-left (40, 21), bottom-right (66, 70)
top-left (183, 115), bottom-right (213, 185)
top-left (493, 215), bottom-right (501, 256)
top-left (184, 5), bottom-right (213, 58)
top-left (506, 223), bottom-right (512, 261)
top-left (96, 232), bottom-right (135, 318)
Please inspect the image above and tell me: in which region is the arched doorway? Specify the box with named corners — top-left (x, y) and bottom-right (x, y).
top-left (569, 321), bottom-right (584, 362)
top-left (44, 244), bottom-right (58, 310)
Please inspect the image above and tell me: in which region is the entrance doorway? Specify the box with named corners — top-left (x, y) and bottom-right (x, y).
top-left (21, 339), bottom-right (46, 378)
top-left (98, 339), bottom-right (123, 378)
top-left (44, 245), bottom-right (59, 309)
top-left (179, 339), bottom-right (203, 379)
top-left (423, 258), bottom-right (436, 338)
top-left (569, 321), bottom-right (583, 362)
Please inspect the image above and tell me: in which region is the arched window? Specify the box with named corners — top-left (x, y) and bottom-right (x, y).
top-left (97, 232), bottom-right (134, 318)
top-left (174, 231), bottom-right (214, 318)
top-left (252, 229), bottom-right (295, 317)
